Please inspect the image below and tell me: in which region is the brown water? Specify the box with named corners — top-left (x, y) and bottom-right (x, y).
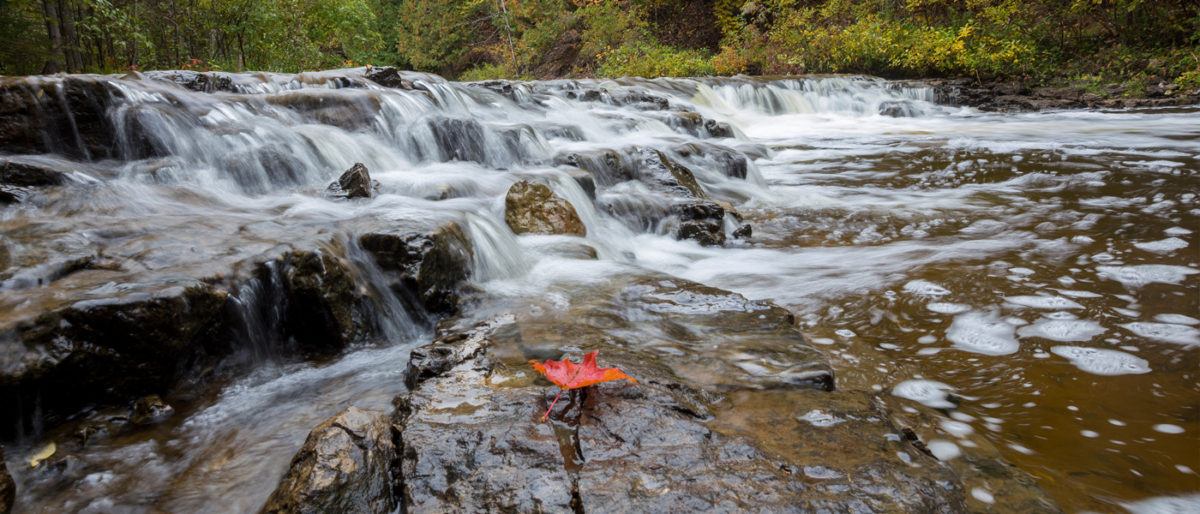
top-left (2, 72), bottom-right (1197, 512)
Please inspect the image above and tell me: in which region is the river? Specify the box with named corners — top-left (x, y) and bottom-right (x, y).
top-left (1, 70), bottom-right (1197, 512)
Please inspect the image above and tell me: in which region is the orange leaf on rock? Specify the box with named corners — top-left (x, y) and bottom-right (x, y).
top-left (529, 350), bottom-right (636, 419)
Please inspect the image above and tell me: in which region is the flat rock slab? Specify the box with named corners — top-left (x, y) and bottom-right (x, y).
top-left (391, 277), bottom-right (1061, 512)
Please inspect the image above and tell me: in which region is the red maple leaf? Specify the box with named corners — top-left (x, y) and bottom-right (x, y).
top-left (530, 350), bottom-right (637, 420)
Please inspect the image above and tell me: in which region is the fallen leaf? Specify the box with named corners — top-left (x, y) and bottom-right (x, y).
top-left (530, 350), bottom-right (636, 420)
top-left (29, 441), bottom-right (55, 467)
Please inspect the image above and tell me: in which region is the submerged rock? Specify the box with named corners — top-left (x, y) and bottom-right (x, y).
top-left (0, 445), bottom-right (13, 514)
top-left (261, 407), bottom-right (396, 514)
top-left (129, 394), bottom-right (175, 426)
top-left (0, 158), bottom-right (71, 187)
top-left (504, 180), bottom-right (587, 236)
top-left (327, 162), bottom-right (376, 199)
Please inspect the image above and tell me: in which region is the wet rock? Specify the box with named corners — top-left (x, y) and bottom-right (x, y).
top-left (1032, 87), bottom-right (1085, 101)
top-left (327, 163), bottom-right (376, 199)
top-left (363, 66), bottom-right (414, 90)
top-left (671, 142), bottom-right (749, 180)
top-left (390, 275), bottom-right (1055, 511)
top-left (563, 168), bottom-right (596, 199)
top-left (0, 285), bottom-right (228, 438)
top-left (145, 70), bottom-right (235, 93)
top-left (0, 445), bottom-right (13, 514)
top-left (359, 222), bottom-right (473, 315)
top-left (422, 117), bottom-right (490, 164)
top-left (261, 407), bottom-right (396, 514)
top-left (673, 200), bottom-right (726, 246)
top-left (0, 76), bottom-right (124, 159)
top-left (656, 112), bottom-right (734, 138)
top-left (556, 149), bottom-right (635, 187)
top-left (504, 180), bottom-right (587, 236)
top-left (0, 158), bottom-right (71, 186)
top-left (733, 223), bottom-right (752, 239)
top-left (635, 148), bottom-right (706, 198)
top-left (0, 185), bottom-right (25, 205)
top-left (267, 92), bottom-right (383, 131)
top-left (878, 100), bottom-right (912, 117)
top-left (278, 250), bottom-right (371, 352)
top-left (129, 394), bottom-right (174, 425)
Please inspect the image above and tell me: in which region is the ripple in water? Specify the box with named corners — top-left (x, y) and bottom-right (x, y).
top-left (1005, 295), bottom-right (1085, 310)
top-left (946, 312), bottom-right (1020, 356)
top-left (1050, 346), bottom-right (1151, 376)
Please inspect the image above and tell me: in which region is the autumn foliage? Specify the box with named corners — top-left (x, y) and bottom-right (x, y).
top-left (530, 350), bottom-right (636, 420)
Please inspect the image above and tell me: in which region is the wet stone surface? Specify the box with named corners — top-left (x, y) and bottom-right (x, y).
top-left (261, 406), bottom-right (397, 514)
top-left (391, 277), bottom-right (1058, 512)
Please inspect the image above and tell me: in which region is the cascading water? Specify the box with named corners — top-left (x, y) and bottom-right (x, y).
top-left (1, 68), bottom-right (1197, 512)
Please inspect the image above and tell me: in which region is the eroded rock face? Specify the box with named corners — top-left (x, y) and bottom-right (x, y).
top-left (0, 445), bottom-right (14, 514)
top-left (261, 407), bottom-right (396, 514)
top-left (504, 180), bottom-right (587, 236)
top-left (359, 221), bottom-right (473, 315)
top-left (327, 162), bottom-right (375, 199)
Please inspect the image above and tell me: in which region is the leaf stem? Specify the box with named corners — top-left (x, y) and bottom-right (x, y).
top-left (542, 388), bottom-right (565, 420)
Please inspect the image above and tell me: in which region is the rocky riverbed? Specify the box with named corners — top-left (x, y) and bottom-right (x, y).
top-left (1, 68), bottom-right (1197, 512)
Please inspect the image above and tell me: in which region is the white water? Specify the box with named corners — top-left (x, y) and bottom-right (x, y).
top-left (2, 68), bottom-right (1198, 512)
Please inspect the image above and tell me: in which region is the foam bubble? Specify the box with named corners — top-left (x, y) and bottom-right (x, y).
top-left (1153, 424), bottom-right (1185, 434)
top-left (927, 302), bottom-right (970, 314)
top-left (903, 279), bottom-right (950, 297)
top-left (1096, 265), bottom-right (1198, 287)
top-left (1154, 314), bottom-right (1199, 326)
top-left (1081, 430), bottom-right (1099, 438)
top-left (1050, 346), bottom-right (1151, 376)
top-left (1133, 237), bottom-right (1189, 254)
top-left (1005, 295), bottom-right (1085, 310)
top-left (1164, 226), bottom-right (1192, 236)
top-left (947, 312), bottom-right (1019, 355)
top-left (1017, 319), bottom-right (1106, 342)
top-left (1120, 323), bottom-right (1200, 346)
top-left (927, 440), bottom-right (961, 460)
top-left (892, 380), bottom-right (956, 409)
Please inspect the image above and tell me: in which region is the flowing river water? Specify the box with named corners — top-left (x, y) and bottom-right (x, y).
top-left (0, 70), bottom-right (1197, 512)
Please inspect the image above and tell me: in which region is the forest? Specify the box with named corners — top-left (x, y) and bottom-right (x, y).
top-left (1, 0), bottom-right (1198, 92)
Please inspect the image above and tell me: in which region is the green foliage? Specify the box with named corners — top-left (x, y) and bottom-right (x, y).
top-left (595, 41), bottom-right (715, 78)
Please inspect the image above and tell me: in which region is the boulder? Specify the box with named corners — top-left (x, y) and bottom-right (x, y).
top-left (0, 76), bottom-right (124, 160)
top-left (363, 66), bottom-right (414, 90)
top-left (278, 250), bottom-right (371, 351)
top-left (358, 221), bottom-right (473, 315)
top-left (261, 407), bottom-right (397, 514)
top-left (0, 185), bottom-right (24, 205)
top-left (504, 180), bottom-right (587, 236)
top-left (327, 163), bottom-right (375, 199)
top-left (0, 445), bottom-right (13, 514)
top-left (144, 70), bottom-right (235, 93)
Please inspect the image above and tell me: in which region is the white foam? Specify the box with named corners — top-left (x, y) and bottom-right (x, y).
top-left (1005, 295), bottom-right (1085, 310)
top-left (1096, 265), bottom-right (1198, 287)
top-left (1120, 322), bottom-right (1200, 346)
top-left (1050, 346), bottom-right (1151, 376)
top-left (1018, 319), bottom-right (1106, 342)
top-left (1153, 424), bottom-right (1185, 434)
top-left (1123, 493), bottom-right (1200, 514)
top-left (927, 302), bottom-right (970, 314)
top-left (903, 279), bottom-right (950, 297)
top-left (892, 380), bottom-right (956, 409)
top-left (1154, 314), bottom-right (1200, 325)
top-left (947, 312), bottom-right (1020, 355)
top-left (1081, 430), bottom-right (1099, 438)
top-left (927, 440), bottom-right (961, 460)
top-left (1133, 237), bottom-right (1189, 254)
top-left (971, 488), bottom-right (995, 504)
top-left (1164, 226), bottom-right (1192, 236)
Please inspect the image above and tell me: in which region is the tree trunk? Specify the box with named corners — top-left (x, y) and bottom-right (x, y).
top-left (41, 0), bottom-right (66, 72)
top-left (58, 0), bottom-right (83, 71)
